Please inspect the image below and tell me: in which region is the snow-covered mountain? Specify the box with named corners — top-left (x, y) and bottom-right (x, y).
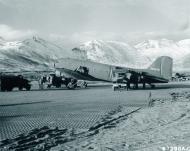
top-left (2, 36), bottom-right (190, 72)
top-left (0, 36), bottom-right (70, 71)
top-left (135, 39), bottom-right (190, 70)
top-left (72, 40), bottom-right (151, 68)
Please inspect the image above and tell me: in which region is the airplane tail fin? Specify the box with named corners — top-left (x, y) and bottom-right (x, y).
top-left (148, 56), bottom-right (173, 80)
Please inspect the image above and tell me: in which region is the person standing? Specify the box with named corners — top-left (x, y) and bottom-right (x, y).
top-left (123, 74), bottom-right (130, 90)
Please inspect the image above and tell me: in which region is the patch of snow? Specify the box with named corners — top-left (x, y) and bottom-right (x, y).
top-left (2, 37), bottom-right (190, 72)
top-left (135, 39), bottom-right (190, 71)
top-left (72, 40), bottom-right (151, 68)
top-left (68, 91), bottom-right (190, 150)
top-left (0, 36), bottom-right (70, 71)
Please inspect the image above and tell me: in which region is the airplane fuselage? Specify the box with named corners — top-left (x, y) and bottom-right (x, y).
top-left (56, 57), bottom-right (172, 84)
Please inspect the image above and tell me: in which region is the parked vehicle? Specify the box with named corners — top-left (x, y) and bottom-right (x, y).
top-left (40, 74), bottom-right (78, 90)
top-left (0, 75), bottom-right (31, 91)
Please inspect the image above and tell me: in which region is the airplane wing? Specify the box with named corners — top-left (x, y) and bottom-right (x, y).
top-left (56, 58), bottom-right (114, 82)
top-left (56, 67), bottom-right (109, 82)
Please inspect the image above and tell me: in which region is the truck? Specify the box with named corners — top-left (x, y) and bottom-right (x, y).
top-left (0, 75), bottom-right (31, 91)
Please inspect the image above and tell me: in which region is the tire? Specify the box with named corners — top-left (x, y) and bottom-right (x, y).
top-left (7, 87), bottom-right (13, 91)
top-left (19, 87), bottom-right (23, 91)
top-left (1, 87), bottom-right (6, 92)
top-left (56, 84), bottom-right (61, 88)
top-left (26, 86), bottom-right (31, 91)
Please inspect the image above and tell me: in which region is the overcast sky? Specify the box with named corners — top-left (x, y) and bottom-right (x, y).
top-left (0, 0), bottom-right (190, 44)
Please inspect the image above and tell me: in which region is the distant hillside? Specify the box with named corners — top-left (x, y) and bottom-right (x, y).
top-left (135, 39), bottom-right (190, 70)
top-left (72, 40), bottom-right (151, 68)
top-left (1, 37), bottom-right (190, 72)
top-left (0, 36), bottom-right (69, 72)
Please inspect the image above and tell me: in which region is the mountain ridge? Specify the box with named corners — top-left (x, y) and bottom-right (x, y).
top-left (1, 37), bottom-right (190, 72)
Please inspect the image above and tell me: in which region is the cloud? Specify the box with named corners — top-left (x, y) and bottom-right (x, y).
top-left (48, 27), bottom-right (190, 46)
top-left (0, 24), bottom-right (36, 40)
top-left (0, 0), bottom-right (190, 43)
top-left (74, 31), bottom-right (130, 42)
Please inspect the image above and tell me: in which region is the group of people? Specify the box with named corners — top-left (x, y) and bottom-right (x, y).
top-left (39, 74), bottom-right (54, 89)
top-left (38, 74), bottom-right (80, 90)
top-left (118, 71), bottom-right (146, 90)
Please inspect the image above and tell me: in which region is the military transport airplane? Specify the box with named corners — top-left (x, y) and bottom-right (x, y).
top-left (55, 56), bottom-right (173, 89)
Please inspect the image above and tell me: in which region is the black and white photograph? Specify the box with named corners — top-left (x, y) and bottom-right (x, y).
top-left (1, 0), bottom-right (190, 150)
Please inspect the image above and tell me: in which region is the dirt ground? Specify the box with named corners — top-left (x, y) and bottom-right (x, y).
top-left (1, 82), bottom-right (190, 150)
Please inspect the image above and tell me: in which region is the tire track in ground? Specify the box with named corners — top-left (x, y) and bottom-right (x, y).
top-left (0, 101), bottom-right (51, 107)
